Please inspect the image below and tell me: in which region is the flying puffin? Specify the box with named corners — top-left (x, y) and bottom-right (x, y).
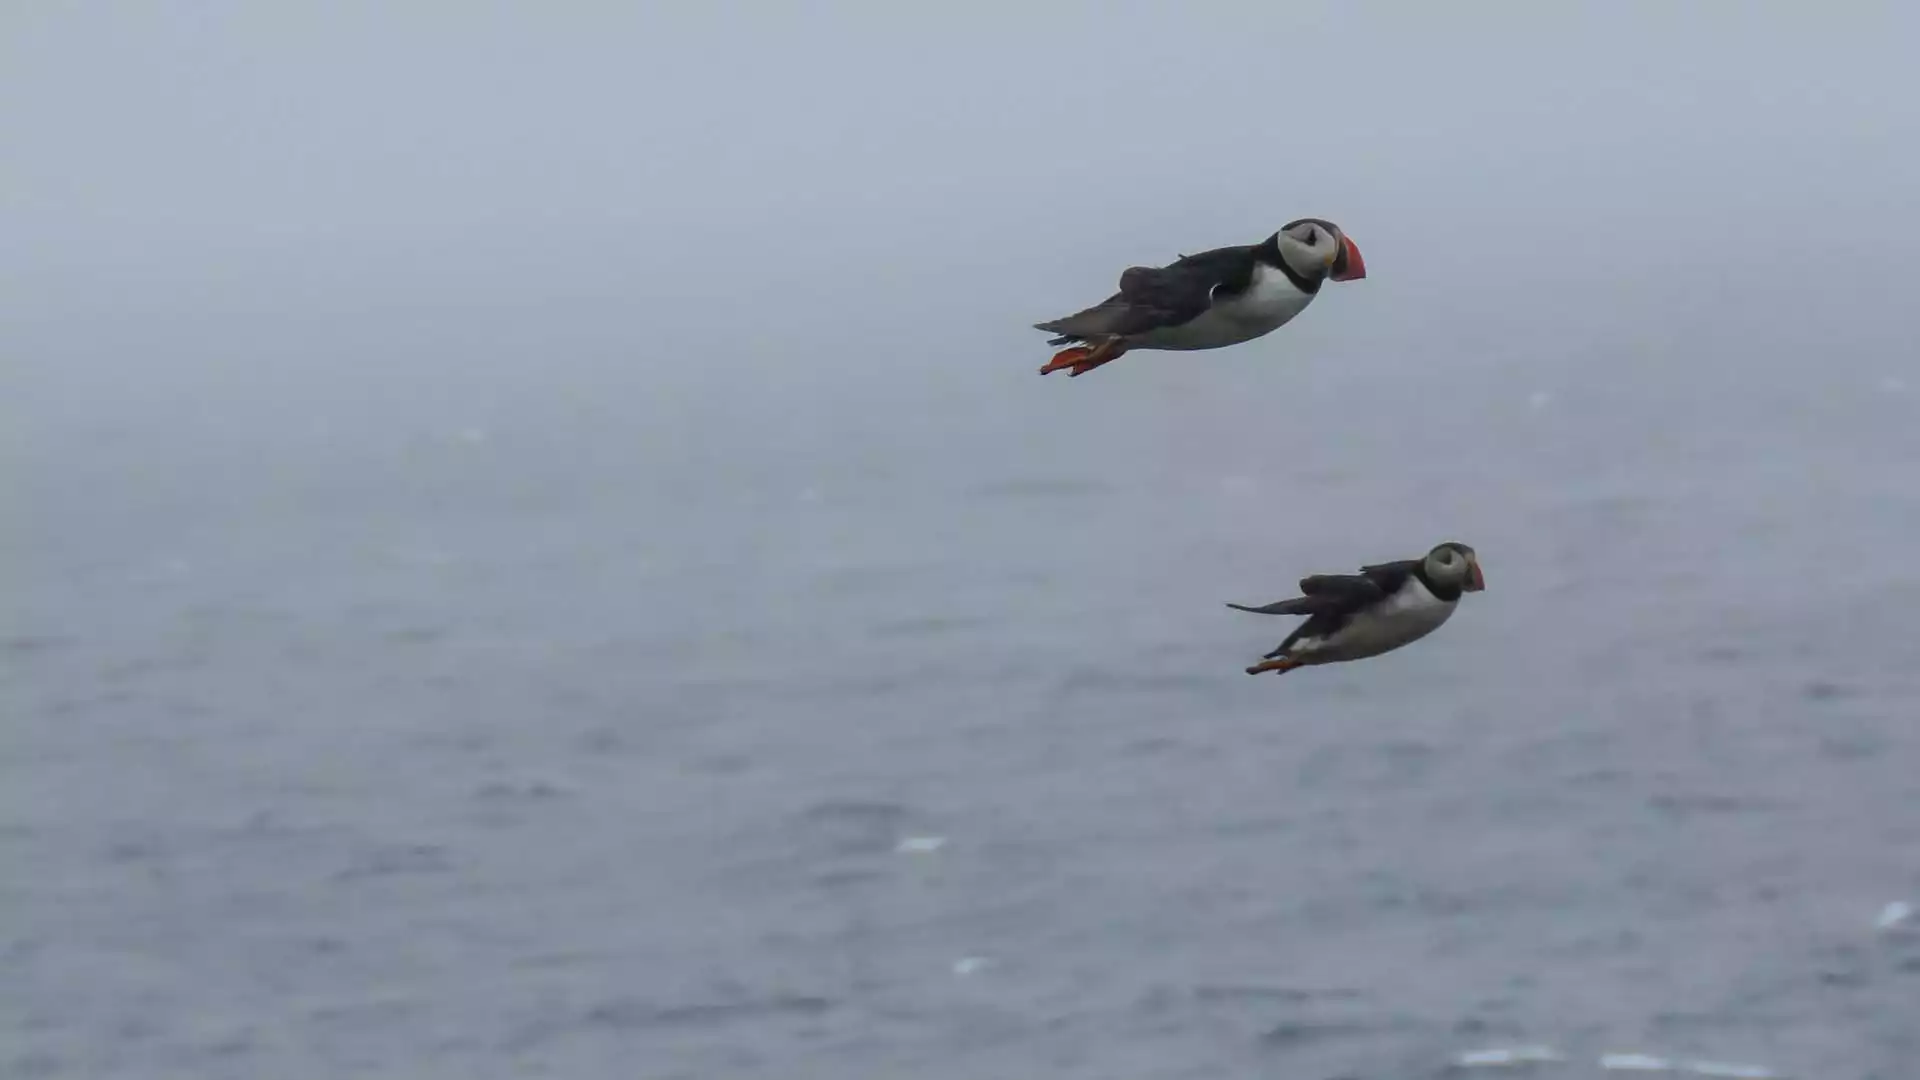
top-left (1228, 542), bottom-right (1484, 675)
top-left (1034, 218), bottom-right (1367, 377)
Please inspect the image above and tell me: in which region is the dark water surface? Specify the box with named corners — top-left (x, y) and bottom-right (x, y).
top-left (7, 334), bottom-right (1920, 1079)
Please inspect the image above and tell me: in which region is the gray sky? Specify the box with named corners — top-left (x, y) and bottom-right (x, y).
top-left (5, 3), bottom-right (1917, 405)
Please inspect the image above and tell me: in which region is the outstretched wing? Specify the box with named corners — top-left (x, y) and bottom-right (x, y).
top-left (1115, 246), bottom-right (1259, 323)
top-left (1296, 573), bottom-right (1390, 605)
top-left (1226, 571), bottom-right (1386, 617)
top-left (1229, 562), bottom-right (1411, 659)
top-left (1035, 245), bottom-right (1259, 344)
top-left (1224, 596), bottom-right (1318, 616)
top-left (1355, 559), bottom-right (1419, 595)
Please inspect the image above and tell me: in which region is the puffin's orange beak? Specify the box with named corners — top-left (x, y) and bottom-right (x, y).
top-left (1467, 559), bottom-right (1486, 592)
top-left (1330, 235), bottom-right (1366, 281)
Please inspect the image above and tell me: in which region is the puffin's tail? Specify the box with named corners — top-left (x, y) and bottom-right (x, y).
top-left (1034, 296), bottom-right (1133, 345)
top-left (1034, 322), bottom-right (1081, 347)
top-left (1225, 597), bottom-right (1313, 616)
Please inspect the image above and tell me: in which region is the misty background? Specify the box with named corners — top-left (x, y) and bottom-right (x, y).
top-left (6, 4), bottom-right (1920, 1078)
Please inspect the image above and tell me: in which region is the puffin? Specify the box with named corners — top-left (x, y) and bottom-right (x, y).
top-left (1034, 218), bottom-right (1367, 377)
top-left (1228, 542), bottom-right (1484, 675)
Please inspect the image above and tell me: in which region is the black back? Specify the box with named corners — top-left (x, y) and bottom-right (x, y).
top-left (1227, 559), bottom-right (1430, 658)
top-left (1035, 244), bottom-right (1265, 343)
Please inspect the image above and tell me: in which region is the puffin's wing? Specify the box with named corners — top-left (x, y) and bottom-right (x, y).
top-left (1244, 574), bottom-right (1383, 659)
top-left (1224, 596), bottom-right (1318, 616)
top-left (1121, 245), bottom-right (1258, 304)
top-left (1035, 245), bottom-right (1257, 343)
top-left (1227, 568), bottom-right (1384, 623)
top-left (1296, 573), bottom-right (1389, 607)
top-left (1356, 559), bottom-right (1420, 594)
top-left (1247, 560), bottom-right (1424, 659)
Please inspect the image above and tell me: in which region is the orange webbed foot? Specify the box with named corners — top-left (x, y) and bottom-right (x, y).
top-left (1040, 346), bottom-right (1093, 375)
top-left (1040, 340), bottom-right (1127, 377)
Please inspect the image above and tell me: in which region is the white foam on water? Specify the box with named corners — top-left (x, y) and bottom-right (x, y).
top-left (1597, 1053), bottom-right (1674, 1068)
top-left (1599, 1053), bottom-right (1783, 1078)
top-left (951, 956), bottom-right (989, 976)
top-left (1601, 1054), bottom-right (1672, 1071)
top-left (895, 836), bottom-right (946, 854)
top-left (1876, 900), bottom-right (1914, 932)
top-left (1454, 1045), bottom-right (1565, 1067)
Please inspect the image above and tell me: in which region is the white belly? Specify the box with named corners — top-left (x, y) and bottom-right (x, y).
top-left (1130, 263), bottom-right (1315, 351)
top-left (1295, 580), bottom-right (1458, 663)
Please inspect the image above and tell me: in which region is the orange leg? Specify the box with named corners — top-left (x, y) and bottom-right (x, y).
top-left (1039, 339), bottom-right (1128, 377)
top-left (1245, 656), bottom-right (1303, 676)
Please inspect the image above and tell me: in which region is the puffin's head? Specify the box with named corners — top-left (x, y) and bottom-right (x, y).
top-left (1272, 218), bottom-right (1367, 283)
top-left (1424, 541), bottom-right (1485, 593)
